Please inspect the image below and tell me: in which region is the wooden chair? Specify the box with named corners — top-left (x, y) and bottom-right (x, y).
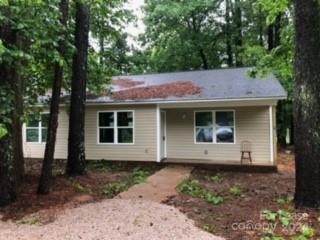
top-left (241, 140), bottom-right (252, 164)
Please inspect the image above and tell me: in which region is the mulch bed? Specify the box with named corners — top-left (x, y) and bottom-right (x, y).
top-left (0, 161), bottom-right (161, 224)
top-left (164, 152), bottom-right (320, 240)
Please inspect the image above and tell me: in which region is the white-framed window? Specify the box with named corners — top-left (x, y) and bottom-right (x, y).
top-left (98, 111), bottom-right (134, 144)
top-left (194, 110), bottom-right (235, 144)
top-left (26, 113), bottom-right (49, 143)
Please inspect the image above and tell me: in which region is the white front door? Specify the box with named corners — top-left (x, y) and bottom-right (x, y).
top-left (160, 111), bottom-right (166, 159)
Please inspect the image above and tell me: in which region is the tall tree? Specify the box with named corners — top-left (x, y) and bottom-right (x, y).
top-left (0, 7), bottom-right (18, 206)
top-left (234, 0), bottom-right (242, 66)
top-left (38, 0), bottom-right (69, 194)
top-left (294, 0), bottom-right (320, 208)
top-left (66, 1), bottom-right (89, 176)
top-left (225, 0), bottom-right (233, 66)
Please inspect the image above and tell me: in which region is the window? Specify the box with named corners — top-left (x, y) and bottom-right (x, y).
top-left (98, 111), bottom-right (134, 144)
top-left (195, 111), bottom-right (235, 144)
top-left (26, 113), bottom-right (49, 143)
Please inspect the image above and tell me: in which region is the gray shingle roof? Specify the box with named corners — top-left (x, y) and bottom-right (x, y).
top-left (88, 67), bottom-right (287, 103)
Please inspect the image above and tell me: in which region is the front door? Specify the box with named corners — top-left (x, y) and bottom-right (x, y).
top-left (160, 111), bottom-right (166, 160)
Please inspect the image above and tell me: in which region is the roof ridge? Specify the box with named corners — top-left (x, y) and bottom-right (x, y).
top-left (112, 66), bottom-right (251, 78)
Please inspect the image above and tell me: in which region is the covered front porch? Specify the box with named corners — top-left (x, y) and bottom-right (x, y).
top-left (156, 100), bottom-right (277, 166)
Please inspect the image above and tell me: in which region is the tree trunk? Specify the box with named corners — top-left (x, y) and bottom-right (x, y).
top-left (268, 25), bottom-right (274, 50)
top-left (225, 0), bottom-right (233, 66)
top-left (199, 48), bottom-right (208, 69)
top-left (274, 14), bottom-right (281, 47)
top-left (66, 1), bottom-right (89, 176)
top-left (0, 18), bottom-right (18, 206)
top-left (294, 0), bottom-right (320, 208)
top-left (258, 6), bottom-right (264, 47)
top-left (234, 0), bottom-right (242, 66)
top-left (38, 0), bottom-right (69, 194)
top-left (12, 55), bottom-right (24, 182)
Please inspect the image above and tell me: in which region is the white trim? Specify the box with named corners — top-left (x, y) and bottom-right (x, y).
top-left (194, 110), bottom-right (236, 144)
top-left (83, 96), bottom-right (285, 106)
top-left (269, 106), bottom-right (274, 163)
top-left (160, 110), bottom-right (167, 159)
top-left (156, 104), bottom-right (161, 162)
top-left (97, 110), bottom-right (135, 145)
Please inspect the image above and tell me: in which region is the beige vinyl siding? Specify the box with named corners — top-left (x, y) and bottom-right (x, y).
top-left (165, 106), bottom-right (272, 164)
top-left (85, 105), bottom-right (157, 161)
top-left (23, 105), bottom-right (157, 162)
top-left (23, 108), bottom-right (69, 159)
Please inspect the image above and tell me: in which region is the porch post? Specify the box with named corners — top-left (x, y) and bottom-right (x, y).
top-left (269, 105), bottom-right (274, 164)
top-left (156, 104), bottom-right (161, 162)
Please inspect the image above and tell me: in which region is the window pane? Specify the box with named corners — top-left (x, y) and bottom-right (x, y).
top-left (26, 129), bottom-right (39, 142)
top-left (118, 128), bottom-right (133, 143)
top-left (196, 127), bottom-right (213, 142)
top-left (117, 112), bottom-right (133, 127)
top-left (99, 128), bottom-right (114, 143)
top-left (27, 115), bottom-right (39, 127)
top-left (41, 114), bottom-right (49, 128)
top-left (41, 128), bottom-right (47, 142)
top-left (195, 112), bottom-right (212, 126)
top-left (216, 127), bottom-right (234, 143)
top-left (216, 112), bottom-right (234, 127)
top-left (99, 112), bottom-right (114, 127)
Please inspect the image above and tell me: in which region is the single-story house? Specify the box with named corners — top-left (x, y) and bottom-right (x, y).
top-left (23, 67), bottom-right (287, 166)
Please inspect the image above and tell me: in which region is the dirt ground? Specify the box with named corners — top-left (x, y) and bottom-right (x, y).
top-left (164, 152), bottom-right (320, 240)
top-left (0, 161), bottom-right (161, 224)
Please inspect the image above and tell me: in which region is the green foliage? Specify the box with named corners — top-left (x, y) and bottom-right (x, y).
top-left (210, 174), bottom-right (223, 183)
top-left (16, 216), bottom-right (41, 225)
top-left (277, 209), bottom-right (291, 226)
top-left (261, 209), bottom-right (291, 226)
top-left (87, 160), bottom-right (131, 172)
top-left (276, 195), bottom-right (294, 205)
top-left (132, 167), bottom-right (149, 184)
top-left (102, 182), bottom-right (128, 196)
top-left (66, 179), bottom-right (91, 193)
top-left (178, 179), bottom-right (224, 205)
top-left (276, 197), bottom-right (286, 205)
top-left (300, 225), bottom-right (315, 238)
top-left (261, 210), bottom-right (278, 222)
top-left (0, 125), bottom-right (8, 138)
top-left (229, 186), bottom-right (242, 197)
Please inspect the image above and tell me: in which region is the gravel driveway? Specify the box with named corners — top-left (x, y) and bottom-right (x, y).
top-left (0, 199), bottom-right (223, 240)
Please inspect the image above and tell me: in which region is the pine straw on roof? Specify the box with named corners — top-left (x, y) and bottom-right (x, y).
top-left (112, 81), bottom-right (202, 100)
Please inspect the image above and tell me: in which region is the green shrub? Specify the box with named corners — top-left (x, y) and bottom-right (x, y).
top-left (178, 180), bottom-right (224, 205)
top-left (202, 191), bottom-right (224, 205)
top-left (178, 180), bottom-right (203, 197)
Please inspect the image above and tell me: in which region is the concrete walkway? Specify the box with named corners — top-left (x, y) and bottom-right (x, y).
top-left (117, 165), bottom-right (193, 202)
